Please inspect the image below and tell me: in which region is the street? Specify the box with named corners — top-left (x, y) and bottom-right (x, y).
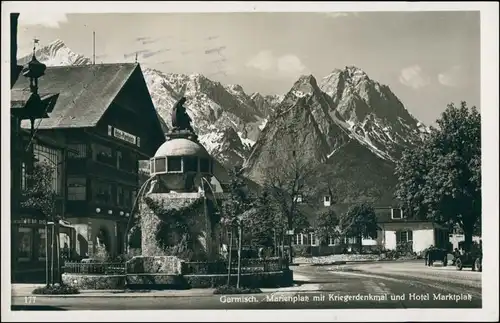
top-left (11, 261), bottom-right (481, 310)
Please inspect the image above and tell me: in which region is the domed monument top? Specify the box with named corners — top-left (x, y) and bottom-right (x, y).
top-left (154, 138), bottom-right (210, 159)
top-left (149, 97), bottom-right (213, 187)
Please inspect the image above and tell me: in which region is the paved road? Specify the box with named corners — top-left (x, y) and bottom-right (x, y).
top-left (11, 261), bottom-right (481, 310)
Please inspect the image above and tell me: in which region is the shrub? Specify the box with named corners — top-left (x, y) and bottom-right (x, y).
top-left (366, 245), bottom-right (386, 255)
top-left (213, 285), bottom-right (262, 295)
top-left (396, 241), bottom-right (413, 254)
top-left (32, 284), bottom-right (80, 295)
top-left (93, 244), bottom-right (111, 262)
top-left (292, 245), bottom-right (312, 257)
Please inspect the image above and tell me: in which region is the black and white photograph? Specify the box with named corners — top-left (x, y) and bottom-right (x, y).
top-left (2, 1), bottom-right (498, 322)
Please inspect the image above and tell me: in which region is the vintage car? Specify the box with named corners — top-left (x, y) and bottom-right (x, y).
top-left (455, 249), bottom-right (482, 271)
top-left (424, 247), bottom-right (449, 266)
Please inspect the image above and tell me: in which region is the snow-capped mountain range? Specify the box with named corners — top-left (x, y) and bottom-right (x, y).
top-left (18, 39), bottom-right (431, 202)
top-left (18, 39), bottom-right (282, 168)
top-left (17, 39), bottom-right (92, 66)
top-left (244, 68), bottom-right (431, 204)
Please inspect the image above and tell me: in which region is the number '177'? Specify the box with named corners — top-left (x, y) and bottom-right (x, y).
top-left (25, 296), bottom-right (36, 304)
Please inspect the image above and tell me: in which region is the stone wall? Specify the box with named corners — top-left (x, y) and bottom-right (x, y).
top-left (62, 273), bottom-right (125, 290)
top-left (184, 270), bottom-right (294, 288)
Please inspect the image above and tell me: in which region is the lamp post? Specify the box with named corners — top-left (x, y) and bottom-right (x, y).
top-left (12, 39), bottom-right (47, 227)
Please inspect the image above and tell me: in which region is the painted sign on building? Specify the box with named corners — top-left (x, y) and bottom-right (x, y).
top-left (108, 125), bottom-right (140, 147)
top-left (12, 218), bottom-right (47, 225)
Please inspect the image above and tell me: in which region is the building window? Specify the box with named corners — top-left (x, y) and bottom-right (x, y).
top-left (391, 208), bottom-right (403, 219)
top-left (121, 151), bottom-right (137, 173)
top-left (116, 151), bottom-right (122, 169)
top-left (155, 157), bottom-right (166, 173)
top-left (295, 234), bottom-right (301, 245)
top-left (18, 227), bottom-right (33, 261)
top-left (94, 180), bottom-right (113, 205)
top-left (323, 195), bottom-right (331, 207)
top-left (123, 188), bottom-right (132, 208)
top-left (167, 157), bottom-right (182, 172)
top-left (311, 232), bottom-right (317, 246)
top-left (68, 143), bottom-right (87, 158)
top-left (345, 236), bottom-right (358, 244)
top-left (117, 186), bottom-right (124, 206)
top-left (303, 233), bottom-right (310, 245)
top-left (117, 187), bottom-right (133, 208)
top-left (363, 231), bottom-right (378, 240)
top-left (184, 157), bottom-right (198, 172)
top-left (199, 158), bottom-right (210, 173)
top-left (396, 230), bottom-right (413, 243)
top-left (67, 177), bottom-right (86, 200)
top-left (93, 144), bottom-right (114, 165)
top-left (33, 144), bottom-right (63, 195)
top-left (37, 228), bottom-right (47, 260)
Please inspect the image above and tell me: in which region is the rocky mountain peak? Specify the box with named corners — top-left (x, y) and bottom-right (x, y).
top-left (226, 84), bottom-right (246, 94)
top-left (48, 38), bottom-right (66, 49)
top-left (279, 74), bottom-right (323, 106)
top-left (293, 74), bottom-right (319, 90)
top-left (18, 38), bottom-right (91, 67)
top-left (250, 92), bottom-right (263, 100)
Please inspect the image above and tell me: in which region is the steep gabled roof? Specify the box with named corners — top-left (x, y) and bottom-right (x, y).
top-left (12, 63), bottom-right (138, 129)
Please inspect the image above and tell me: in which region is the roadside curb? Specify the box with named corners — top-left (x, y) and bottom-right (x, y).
top-left (11, 287), bottom-right (218, 298)
top-left (296, 259), bottom-right (380, 266)
top-left (12, 286), bottom-right (305, 298)
top-left (12, 292), bottom-right (218, 298)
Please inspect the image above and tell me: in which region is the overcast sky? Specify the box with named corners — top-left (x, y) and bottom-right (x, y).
top-left (16, 11), bottom-right (480, 125)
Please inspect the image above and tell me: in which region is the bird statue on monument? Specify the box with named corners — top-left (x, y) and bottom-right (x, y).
top-left (171, 97), bottom-right (195, 133)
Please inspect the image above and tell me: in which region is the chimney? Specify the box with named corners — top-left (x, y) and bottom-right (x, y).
top-left (10, 13), bottom-right (20, 88)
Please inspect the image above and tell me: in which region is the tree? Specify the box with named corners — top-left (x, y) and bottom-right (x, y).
top-left (263, 148), bottom-right (317, 263)
top-left (316, 207), bottom-right (341, 247)
top-left (247, 186), bottom-right (275, 248)
top-left (20, 161), bottom-right (59, 286)
top-left (339, 202), bottom-right (378, 254)
top-left (221, 166), bottom-right (255, 288)
top-left (395, 102), bottom-right (481, 251)
top-left (20, 162), bottom-right (58, 217)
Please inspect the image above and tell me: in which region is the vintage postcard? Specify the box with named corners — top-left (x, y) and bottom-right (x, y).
top-left (1, 1), bottom-right (498, 322)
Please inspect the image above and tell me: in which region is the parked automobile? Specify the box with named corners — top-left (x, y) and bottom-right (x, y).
top-left (424, 246), bottom-right (448, 266)
top-left (455, 249), bottom-right (482, 271)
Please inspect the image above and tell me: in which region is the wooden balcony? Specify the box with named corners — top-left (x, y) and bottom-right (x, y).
top-left (67, 158), bottom-right (138, 185)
